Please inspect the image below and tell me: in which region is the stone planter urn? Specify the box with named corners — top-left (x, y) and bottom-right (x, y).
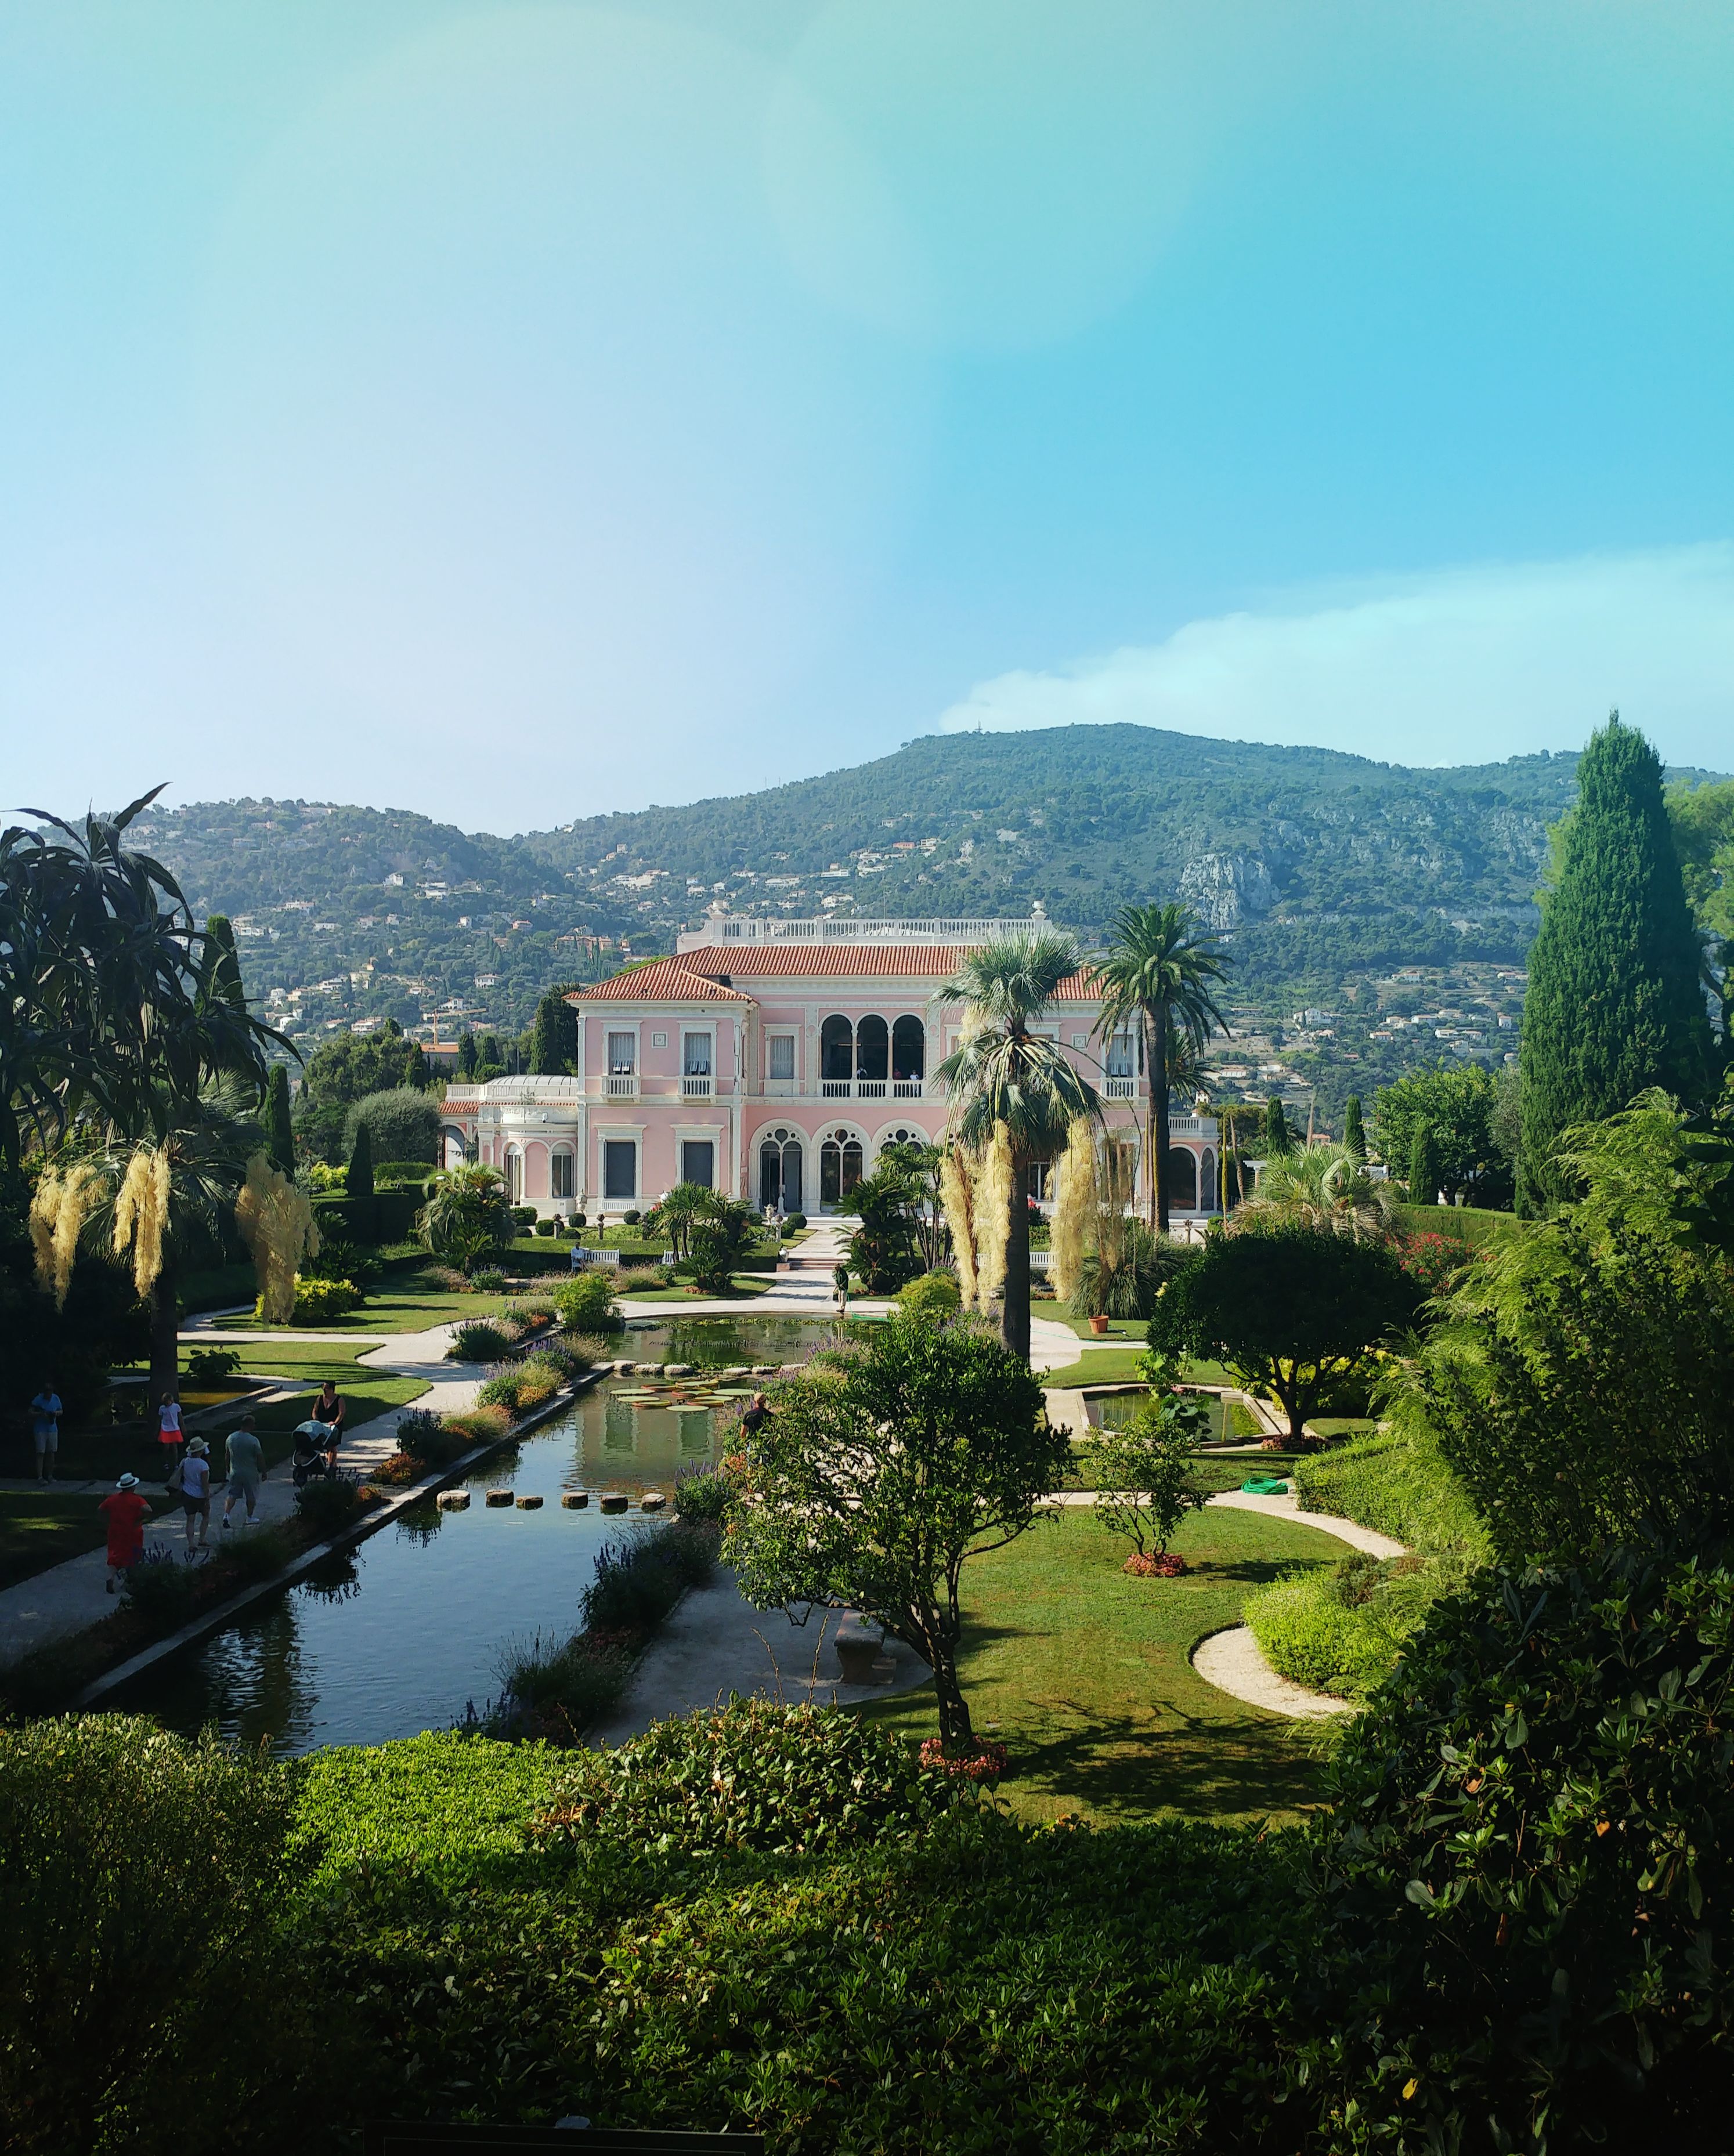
top-left (834, 1627), bottom-right (884, 1685)
top-left (1089, 1314), bottom-right (1111, 1336)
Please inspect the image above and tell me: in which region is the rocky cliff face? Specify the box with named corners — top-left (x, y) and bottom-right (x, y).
top-left (1179, 852), bottom-right (1275, 930)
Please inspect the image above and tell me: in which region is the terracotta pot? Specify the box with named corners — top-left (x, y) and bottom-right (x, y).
top-left (1089, 1314), bottom-right (1111, 1336)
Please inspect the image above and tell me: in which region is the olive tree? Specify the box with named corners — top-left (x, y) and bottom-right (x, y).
top-left (727, 1315), bottom-right (1067, 1752)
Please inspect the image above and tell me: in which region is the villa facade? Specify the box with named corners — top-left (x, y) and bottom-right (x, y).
top-left (437, 910), bottom-right (1224, 1220)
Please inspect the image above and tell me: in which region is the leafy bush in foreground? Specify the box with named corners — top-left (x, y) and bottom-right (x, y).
top-left (448, 1318), bottom-right (511, 1363)
top-left (537, 1697), bottom-right (957, 1856)
top-left (1305, 1545), bottom-right (1734, 2152)
top-left (0, 1718), bottom-right (302, 2156)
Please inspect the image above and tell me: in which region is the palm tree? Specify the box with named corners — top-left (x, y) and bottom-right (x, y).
top-left (934, 933), bottom-right (1100, 1362)
top-left (1238, 1142), bottom-right (1396, 1243)
top-left (418, 1164), bottom-right (514, 1273)
top-left (1092, 903), bottom-right (1230, 1234)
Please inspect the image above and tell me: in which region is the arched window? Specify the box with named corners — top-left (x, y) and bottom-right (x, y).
top-left (820, 1127), bottom-right (864, 1206)
top-left (891, 1016), bottom-right (925, 1090)
top-left (504, 1146), bottom-right (524, 1204)
top-left (758, 1127), bottom-right (804, 1213)
top-left (1166, 1146), bottom-right (1198, 1211)
top-left (821, 1016), bottom-right (854, 1086)
top-left (855, 1015), bottom-right (888, 1088)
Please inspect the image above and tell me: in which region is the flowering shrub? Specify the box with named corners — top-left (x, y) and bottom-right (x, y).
top-left (438, 1405), bottom-right (512, 1446)
top-left (1123, 1551), bottom-right (1186, 1578)
top-left (920, 1735), bottom-right (1009, 1783)
top-left (254, 1274), bottom-right (361, 1326)
top-left (371, 1452), bottom-right (418, 1486)
top-left (1397, 1228), bottom-right (1476, 1298)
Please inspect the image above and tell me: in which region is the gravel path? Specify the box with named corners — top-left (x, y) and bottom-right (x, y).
top-left (1191, 1626), bottom-right (1353, 1718)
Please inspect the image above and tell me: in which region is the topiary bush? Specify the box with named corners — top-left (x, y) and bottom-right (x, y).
top-left (533, 1696), bottom-right (957, 1857)
top-left (1304, 1543), bottom-right (1734, 2149)
top-left (781, 1210), bottom-right (807, 1234)
top-left (284, 1274), bottom-right (362, 1326)
top-left (0, 1717), bottom-right (304, 2156)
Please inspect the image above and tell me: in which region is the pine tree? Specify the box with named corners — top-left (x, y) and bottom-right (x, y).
top-left (528, 988), bottom-right (577, 1075)
top-left (263, 1064), bottom-right (295, 1177)
top-left (1519, 714), bottom-right (1713, 1211)
top-left (1263, 1096), bottom-right (1292, 1157)
top-left (1343, 1095), bottom-right (1366, 1162)
top-left (1407, 1122), bottom-right (1440, 1204)
top-left (347, 1119), bottom-right (374, 1204)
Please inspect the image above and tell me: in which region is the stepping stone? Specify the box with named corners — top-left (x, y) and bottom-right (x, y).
top-left (614, 1360), bottom-right (635, 1374)
top-left (664, 1362), bottom-right (694, 1377)
top-left (437, 1490), bottom-right (470, 1510)
top-left (561, 1491), bottom-right (590, 1509)
top-left (485, 1489), bottom-right (514, 1507)
top-left (515, 1493), bottom-right (544, 1509)
top-left (599, 1492), bottom-right (630, 1514)
top-left (640, 1490), bottom-right (666, 1511)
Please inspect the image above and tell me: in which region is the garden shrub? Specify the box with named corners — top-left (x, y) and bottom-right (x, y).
top-left (438, 1405), bottom-right (512, 1447)
top-left (536, 1696), bottom-right (958, 1856)
top-left (395, 1408), bottom-right (465, 1465)
top-left (510, 1205), bottom-right (537, 1230)
top-left (285, 1274), bottom-right (362, 1325)
top-left (447, 1318), bottom-right (511, 1362)
top-left (489, 1630), bottom-right (635, 1742)
top-left (555, 1271), bottom-right (624, 1333)
top-left (1305, 1544), bottom-right (1734, 2151)
top-left (782, 1209), bottom-right (807, 1233)
top-left (343, 1086), bottom-right (439, 1167)
top-left (185, 1345), bottom-right (241, 1380)
top-left (370, 1450), bottom-right (418, 1486)
top-left (895, 1269), bottom-right (962, 1322)
top-left (1292, 1426), bottom-right (1491, 1565)
top-left (534, 1217), bottom-right (557, 1236)
top-left (466, 1266), bottom-right (507, 1294)
top-left (219, 1522), bottom-right (301, 1582)
top-left (581, 1520), bottom-right (717, 1636)
top-left (294, 1475), bottom-right (364, 1536)
top-left (0, 1717), bottom-right (303, 2156)
top-left (119, 1546), bottom-right (200, 1626)
top-left (1244, 1554), bottom-right (1437, 1701)
top-left (673, 1463), bottom-right (735, 1524)
top-left (475, 1369), bottom-right (523, 1413)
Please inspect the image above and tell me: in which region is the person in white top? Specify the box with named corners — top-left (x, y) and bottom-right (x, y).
top-left (176, 1436), bottom-right (214, 1554)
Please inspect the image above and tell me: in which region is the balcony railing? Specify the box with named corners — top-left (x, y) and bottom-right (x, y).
top-left (819, 1077), bottom-right (924, 1101)
top-left (606, 1074), bottom-right (635, 1099)
top-left (681, 1074), bottom-right (713, 1099)
top-left (1104, 1076), bottom-right (1136, 1100)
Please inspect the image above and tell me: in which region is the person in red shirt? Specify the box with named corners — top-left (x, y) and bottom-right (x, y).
top-left (100, 1473), bottom-right (150, 1594)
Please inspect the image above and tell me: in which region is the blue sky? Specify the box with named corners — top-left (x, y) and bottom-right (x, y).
top-left (3, 2), bottom-right (1732, 831)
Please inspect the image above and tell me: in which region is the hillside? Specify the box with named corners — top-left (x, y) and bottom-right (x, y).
top-left (121, 726), bottom-right (1717, 1099)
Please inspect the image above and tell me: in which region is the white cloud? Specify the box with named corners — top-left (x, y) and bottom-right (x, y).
top-left (939, 545), bottom-right (1734, 770)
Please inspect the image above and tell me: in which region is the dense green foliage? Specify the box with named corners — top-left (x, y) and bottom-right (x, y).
top-left (895, 1268), bottom-right (963, 1321)
top-left (0, 1717), bottom-right (300, 2156)
top-left (1245, 1554), bottom-right (1436, 1702)
top-left (1148, 1225), bottom-right (1423, 1438)
top-left (555, 1269), bottom-right (624, 1332)
top-left (262, 1061), bottom-right (295, 1174)
top-left (1376, 1062), bottom-right (1507, 1202)
top-left (292, 1021), bottom-right (432, 1162)
top-left (1406, 1119), bottom-right (1440, 1203)
top-left (418, 1163), bottom-right (513, 1272)
top-left (1309, 1546), bottom-right (1734, 2153)
top-left (1519, 717), bottom-right (1713, 1210)
top-left (1668, 774), bottom-right (1734, 1055)
top-left (1292, 1427), bottom-right (1490, 1565)
top-left (527, 985), bottom-right (579, 1073)
top-left (1342, 1093), bottom-right (1365, 1159)
top-left (345, 1114), bottom-right (374, 1204)
top-left (344, 1083), bottom-right (439, 1168)
top-left (729, 1316), bottom-right (1064, 1746)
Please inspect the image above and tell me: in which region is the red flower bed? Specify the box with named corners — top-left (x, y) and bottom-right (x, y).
top-left (919, 1736), bottom-right (1008, 1782)
top-left (1122, 1550), bottom-right (1186, 1578)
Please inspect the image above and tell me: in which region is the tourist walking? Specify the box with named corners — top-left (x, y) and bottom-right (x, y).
top-left (833, 1262), bottom-right (850, 1316)
top-left (29, 1382), bottom-right (63, 1483)
top-left (100, 1473), bottom-right (149, 1593)
top-left (313, 1380), bottom-right (346, 1471)
top-left (178, 1436), bottom-right (214, 1555)
top-left (740, 1391), bottom-right (771, 1439)
top-left (156, 1387), bottom-right (185, 1470)
top-left (222, 1416), bottom-right (267, 1530)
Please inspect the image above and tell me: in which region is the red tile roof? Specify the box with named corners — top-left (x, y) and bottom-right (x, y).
top-left (570, 958), bottom-right (755, 1004)
top-left (683, 945), bottom-right (973, 979)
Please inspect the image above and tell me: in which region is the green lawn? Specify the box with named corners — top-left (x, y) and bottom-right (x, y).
top-left (615, 1275), bottom-right (776, 1304)
top-left (1062, 1443), bottom-right (1305, 1492)
top-left (0, 1491), bottom-right (172, 1591)
top-left (861, 1504), bottom-right (1345, 1825)
top-left (1042, 1351), bottom-right (1241, 1388)
top-left (1061, 1314), bottom-right (1146, 1341)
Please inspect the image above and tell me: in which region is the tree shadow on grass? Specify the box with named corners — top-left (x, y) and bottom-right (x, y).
top-left (1003, 1701), bottom-right (1327, 1823)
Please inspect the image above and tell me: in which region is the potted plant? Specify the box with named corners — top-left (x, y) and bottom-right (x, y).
top-left (1089, 1312), bottom-right (1111, 1336)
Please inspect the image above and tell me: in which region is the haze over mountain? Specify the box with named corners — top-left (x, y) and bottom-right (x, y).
top-left (120, 724), bottom-right (1707, 1050)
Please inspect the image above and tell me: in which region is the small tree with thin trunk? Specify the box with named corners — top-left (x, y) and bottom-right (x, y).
top-left (726, 1315), bottom-right (1066, 1752)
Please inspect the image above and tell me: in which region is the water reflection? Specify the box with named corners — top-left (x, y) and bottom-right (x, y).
top-left (119, 1315), bottom-right (846, 1757)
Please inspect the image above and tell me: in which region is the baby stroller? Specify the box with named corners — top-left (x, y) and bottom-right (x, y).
top-left (291, 1419), bottom-right (336, 1488)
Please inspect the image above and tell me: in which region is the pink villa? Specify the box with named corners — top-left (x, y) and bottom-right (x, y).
top-left (437, 910), bottom-right (1224, 1220)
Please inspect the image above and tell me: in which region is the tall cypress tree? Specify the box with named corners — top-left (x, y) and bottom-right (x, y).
top-left (456, 1033), bottom-right (477, 1080)
top-left (203, 914), bottom-right (246, 1011)
top-left (1343, 1095), bottom-right (1366, 1162)
top-left (347, 1119), bottom-right (375, 1204)
top-left (1263, 1095), bottom-right (1292, 1157)
top-left (1519, 714), bottom-right (1713, 1211)
top-left (528, 987), bottom-right (578, 1075)
top-left (263, 1064), bottom-right (295, 1176)
top-left (1407, 1122), bottom-right (1440, 1205)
